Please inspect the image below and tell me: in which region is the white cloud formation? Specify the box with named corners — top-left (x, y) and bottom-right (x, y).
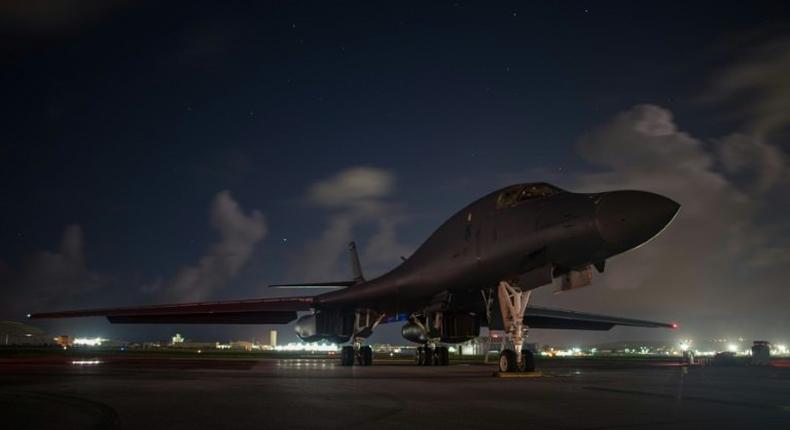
top-left (707, 37), bottom-right (790, 137)
top-left (155, 190), bottom-right (267, 302)
top-left (535, 104), bottom-right (790, 340)
top-left (0, 225), bottom-right (108, 318)
top-left (293, 167), bottom-right (409, 280)
top-left (307, 166), bottom-right (394, 208)
top-left (715, 133), bottom-right (787, 192)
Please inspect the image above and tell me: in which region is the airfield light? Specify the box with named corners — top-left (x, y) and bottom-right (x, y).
top-left (727, 343), bottom-right (738, 353)
top-left (776, 344), bottom-right (788, 355)
top-left (274, 342), bottom-right (340, 352)
top-left (679, 340), bottom-right (692, 352)
top-left (73, 337), bottom-right (105, 346)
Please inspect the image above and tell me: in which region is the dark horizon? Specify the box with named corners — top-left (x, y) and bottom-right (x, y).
top-left (2, 1), bottom-right (790, 346)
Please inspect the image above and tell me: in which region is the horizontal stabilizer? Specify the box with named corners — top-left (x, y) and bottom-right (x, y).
top-left (29, 297), bottom-right (314, 325)
top-left (524, 306), bottom-right (675, 331)
top-left (268, 281), bottom-right (355, 289)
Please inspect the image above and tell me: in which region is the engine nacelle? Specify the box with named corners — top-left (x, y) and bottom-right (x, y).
top-left (294, 311), bottom-right (353, 343)
top-left (400, 313), bottom-right (481, 344)
top-left (401, 322), bottom-right (428, 343)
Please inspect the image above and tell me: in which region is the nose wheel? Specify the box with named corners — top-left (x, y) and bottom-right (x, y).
top-left (498, 349), bottom-right (535, 372)
top-left (494, 280), bottom-right (537, 373)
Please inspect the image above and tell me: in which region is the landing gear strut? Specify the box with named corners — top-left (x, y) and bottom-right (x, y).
top-left (340, 310), bottom-right (383, 367)
top-left (410, 313), bottom-right (450, 366)
top-left (496, 280), bottom-right (536, 372)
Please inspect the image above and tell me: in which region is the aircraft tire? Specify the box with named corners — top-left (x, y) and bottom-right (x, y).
top-left (360, 346), bottom-right (373, 366)
top-left (438, 346), bottom-right (449, 366)
top-left (499, 349), bottom-right (517, 372)
top-left (422, 347), bottom-right (433, 366)
top-left (520, 350), bottom-right (536, 372)
top-left (341, 346), bottom-right (355, 366)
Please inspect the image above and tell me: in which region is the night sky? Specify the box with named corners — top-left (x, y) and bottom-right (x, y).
top-left (2, 1), bottom-right (789, 346)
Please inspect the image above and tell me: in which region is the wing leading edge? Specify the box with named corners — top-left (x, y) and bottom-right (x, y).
top-left (523, 306), bottom-right (676, 331)
top-left (28, 297), bottom-right (314, 325)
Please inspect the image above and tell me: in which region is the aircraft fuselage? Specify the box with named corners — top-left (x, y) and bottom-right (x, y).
top-left (317, 183), bottom-right (679, 314)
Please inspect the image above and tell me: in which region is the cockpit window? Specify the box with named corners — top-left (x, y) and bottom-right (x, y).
top-left (496, 183), bottom-right (562, 209)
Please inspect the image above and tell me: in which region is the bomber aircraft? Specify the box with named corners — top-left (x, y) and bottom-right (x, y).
top-left (31, 183), bottom-right (680, 373)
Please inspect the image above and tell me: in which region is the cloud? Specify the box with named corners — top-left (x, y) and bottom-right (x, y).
top-left (1, 225), bottom-right (108, 318)
top-left (153, 191), bottom-right (267, 302)
top-left (535, 104), bottom-right (790, 340)
top-left (1, 190), bottom-right (265, 319)
top-left (707, 37), bottom-right (790, 138)
top-left (307, 167), bottom-right (394, 208)
top-left (293, 167), bottom-right (409, 280)
top-left (715, 133), bottom-right (787, 192)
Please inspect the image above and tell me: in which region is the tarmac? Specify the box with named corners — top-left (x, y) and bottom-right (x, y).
top-left (1, 355), bottom-right (789, 429)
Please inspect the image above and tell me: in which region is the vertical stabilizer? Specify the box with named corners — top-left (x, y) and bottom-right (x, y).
top-left (349, 241), bottom-right (365, 284)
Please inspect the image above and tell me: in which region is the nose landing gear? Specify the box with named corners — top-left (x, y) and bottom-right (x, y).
top-left (495, 280), bottom-right (536, 373)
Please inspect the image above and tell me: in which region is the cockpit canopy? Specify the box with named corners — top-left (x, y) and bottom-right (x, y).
top-left (496, 183), bottom-right (565, 209)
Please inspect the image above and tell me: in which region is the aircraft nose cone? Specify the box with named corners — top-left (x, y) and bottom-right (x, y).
top-left (595, 191), bottom-right (680, 255)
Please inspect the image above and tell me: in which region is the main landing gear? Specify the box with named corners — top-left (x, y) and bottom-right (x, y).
top-left (494, 280), bottom-right (536, 373)
top-left (341, 344), bottom-right (372, 366)
top-left (415, 345), bottom-right (450, 366)
top-left (408, 313), bottom-right (451, 366)
top-left (340, 310), bottom-right (383, 367)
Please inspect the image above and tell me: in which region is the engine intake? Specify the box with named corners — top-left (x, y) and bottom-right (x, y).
top-left (294, 310), bottom-right (353, 343)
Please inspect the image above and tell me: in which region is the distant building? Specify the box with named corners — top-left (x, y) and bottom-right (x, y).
top-left (231, 341), bottom-right (254, 351)
top-left (269, 329), bottom-right (277, 347)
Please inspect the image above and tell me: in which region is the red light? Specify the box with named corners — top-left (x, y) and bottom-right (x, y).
top-left (671, 323), bottom-right (679, 329)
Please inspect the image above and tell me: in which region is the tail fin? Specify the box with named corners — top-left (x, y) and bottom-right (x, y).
top-left (349, 241), bottom-right (365, 285)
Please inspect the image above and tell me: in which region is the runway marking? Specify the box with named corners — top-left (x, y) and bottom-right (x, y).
top-left (584, 386), bottom-right (787, 411)
top-left (493, 371), bottom-right (543, 378)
